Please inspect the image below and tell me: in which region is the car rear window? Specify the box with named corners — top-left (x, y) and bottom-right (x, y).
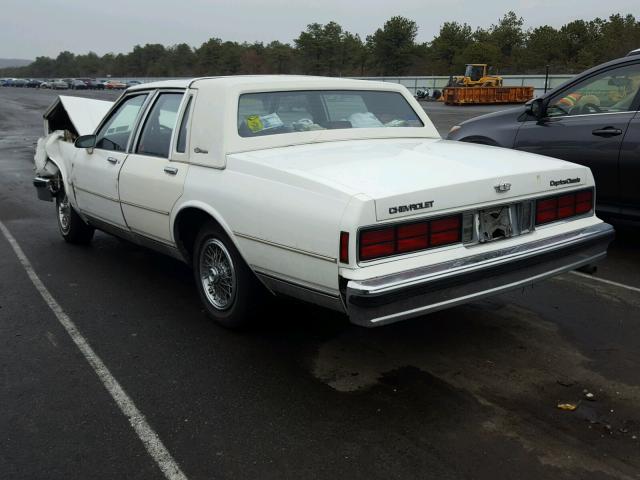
top-left (237, 90), bottom-right (423, 137)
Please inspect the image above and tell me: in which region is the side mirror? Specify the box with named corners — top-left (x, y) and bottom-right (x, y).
top-left (525, 98), bottom-right (545, 119)
top-left (74, 134), bottom-right (96, 149)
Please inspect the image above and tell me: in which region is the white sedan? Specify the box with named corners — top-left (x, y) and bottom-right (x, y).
top-left (33, 76), bottom-right (614, 328)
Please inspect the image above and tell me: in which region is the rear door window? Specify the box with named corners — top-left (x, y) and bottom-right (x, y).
top-left (136, 92), bottom-right (183, 158)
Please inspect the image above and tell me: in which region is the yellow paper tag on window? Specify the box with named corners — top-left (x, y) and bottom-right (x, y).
top-left (246, 115), bottom-right (264, 133)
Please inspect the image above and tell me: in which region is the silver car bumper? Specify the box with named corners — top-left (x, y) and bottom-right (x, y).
top-left (346, 222), bottom-right (614, 327)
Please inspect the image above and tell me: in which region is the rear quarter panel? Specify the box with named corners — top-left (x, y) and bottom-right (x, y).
top-left (174, 161), bottom-right (353, 293)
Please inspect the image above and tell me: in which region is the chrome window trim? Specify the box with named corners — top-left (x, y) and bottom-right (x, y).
top-left (544, 110), bottom-right (637, 120)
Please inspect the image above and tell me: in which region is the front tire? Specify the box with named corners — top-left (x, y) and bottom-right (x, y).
top-left (193, 221), bottom-right (265, 328)
top-left (56, 192), bottom-right (94, 244)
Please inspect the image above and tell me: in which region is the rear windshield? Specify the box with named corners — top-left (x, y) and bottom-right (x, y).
top-left (237, 90), bottom-right (423, 137)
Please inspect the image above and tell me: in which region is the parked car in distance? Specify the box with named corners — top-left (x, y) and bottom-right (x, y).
top-left (126, 80), bottom-right (142, 87)
top-left (39, 80), bottom-right (52, 89)
top-left (70, 79), bottom-right (88, 90)
top-left (33, 77), bottom-right (613, 329)
top-left (104, 80), bottom-right (127, 90)
top-left (448, 53), bottom-right (640, 223)
top-left (12, 78), bottom-right (28, 87)
top-left (26, 79), bottom-right (41, 88)
top-left (51, 79), bottom-right (69, 90)
top-left (85, 79), bottom-right (104, 90)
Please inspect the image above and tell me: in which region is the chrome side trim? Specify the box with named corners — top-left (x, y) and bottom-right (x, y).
top-left (120, 200), bottom-right (170, 216)
top-left (545, 110), bottom-right (635, 120)
top-left (83, 212), bottom-right (128, 232)
top-left (234, 232), bottom-right (337, 263)
top-left (254, 269), bottom-right (345, 313)
top-left (85, 214), bottom-right (184, 262)
top-left (132, 232), bottom-right (184, 261)
top-left (188, 161), bottom-right (225, 170)
top-left (128, 226), bottom-right (174, 246)
top-left (75, 185), bottom-right (119, 203)
top-left (77, 187), bottom-right (171, 215)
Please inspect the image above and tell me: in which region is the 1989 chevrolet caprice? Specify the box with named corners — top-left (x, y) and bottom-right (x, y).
top-left (33, 76), bottom-right (614, 328)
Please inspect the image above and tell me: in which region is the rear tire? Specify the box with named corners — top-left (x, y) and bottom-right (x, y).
top-left (56, 192), bottom-right (94, 244)
top-left (192, 221), bottom-right (266, 329)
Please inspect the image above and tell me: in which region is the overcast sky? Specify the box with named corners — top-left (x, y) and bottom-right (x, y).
top-left (1, 0), bottom-right (637, 59)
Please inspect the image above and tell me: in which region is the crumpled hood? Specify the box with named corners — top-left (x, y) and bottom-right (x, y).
top-left (231, 138), bottom-right (591, 221)
top-left (43, 95), bottom-right (113, 136)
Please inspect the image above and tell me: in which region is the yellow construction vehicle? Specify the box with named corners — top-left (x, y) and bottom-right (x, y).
top-left (448, 64), bottom-right (503, 87)
top-left (442, 63), bottom-right (534, 105)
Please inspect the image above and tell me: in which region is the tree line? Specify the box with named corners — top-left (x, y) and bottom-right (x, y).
top-left (2, 12), bottom-right (639, 78)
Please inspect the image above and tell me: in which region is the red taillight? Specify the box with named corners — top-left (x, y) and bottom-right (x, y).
top-left (360, 227), bottom-right (395, 260)
top-left (430, 216), bottom-right (461, 246)
top-left (360, 242), bottom-right (395, 260)
top-left (359, 215), bottom-right (461, 261)
top-left (557, 194), bottom-right (575, 218)
top-left (361, 228), bottom-right (394, 245)
top-left (536, 188), bottom-right (593, 225)
top-left (575, 190), bottom-right (593, 214)
top-left (339, 231), bottom-right (349, 263)
top-left (430, 229), bottom-right (461, 247)
top-left (397, 223), bottom-right (429, 252)
top-left (431, 217), bottom-right (460, 233)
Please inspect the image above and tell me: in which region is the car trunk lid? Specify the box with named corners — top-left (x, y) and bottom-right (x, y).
top-left (232, 138), bottom-right (590, 221)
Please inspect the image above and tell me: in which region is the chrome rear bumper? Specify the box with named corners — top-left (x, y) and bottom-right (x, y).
top-left (345, 222), bottom-right (614, 327)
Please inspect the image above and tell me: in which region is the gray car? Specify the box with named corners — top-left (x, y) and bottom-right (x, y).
top-left (51, 80), bottom-right (69, 90)
top-left (448, 53), bottom-right (640, 223)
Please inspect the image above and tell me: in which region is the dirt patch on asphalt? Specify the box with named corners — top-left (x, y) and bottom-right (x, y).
top-left (312, 301), bottom-right (640, 478)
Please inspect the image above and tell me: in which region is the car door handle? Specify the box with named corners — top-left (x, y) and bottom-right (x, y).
top-left (106, 156), bottom-right (118, 164)
top-left (164, 166), bottom-right (178, 175)
top-left (592, 127), bottom-right (623, 137)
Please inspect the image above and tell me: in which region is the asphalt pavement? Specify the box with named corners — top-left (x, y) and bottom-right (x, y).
top-left (1, 87), bottom-right (639, 480)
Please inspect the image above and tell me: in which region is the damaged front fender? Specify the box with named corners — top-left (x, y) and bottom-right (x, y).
top-left (34, 95), bottom-right (113, 203)
top-left (34, 132), bottom-right (62, 178)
